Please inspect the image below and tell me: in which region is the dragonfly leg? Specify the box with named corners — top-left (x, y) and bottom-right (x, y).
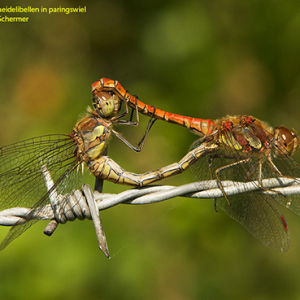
top-left (112, 91), bottom-right (140, 127)
top-left (111, 129), bottom-right (143, 153)
top-left (111, 109), bottom-right (157, 153)
top-left (259, 156), bottom-right (285, 197)
top-left (267, 153), bottom-right (283, 176)
top-left (129, 94), bottom-right (139, 127)
top-left (136, 109), bottom-right (157, 150)
top-left (207, 154), bottom-right (244, 210)
top-left (109, 95), bottom-right (157, 152)
top-left (214, 157), bottom-right (251, 207)
top-left (208, 156), bottom-right (219, 212)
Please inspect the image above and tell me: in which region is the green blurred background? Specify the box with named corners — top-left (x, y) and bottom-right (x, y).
top-left (1, 0), bottom-right (300, 299)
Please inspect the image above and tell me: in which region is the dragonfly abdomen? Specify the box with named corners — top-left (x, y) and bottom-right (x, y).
top-left (92, 78), bottom-right (217, 136)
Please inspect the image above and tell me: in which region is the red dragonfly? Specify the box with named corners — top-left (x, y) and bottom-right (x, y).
top-left (92, 78), bottom-right (300, 252)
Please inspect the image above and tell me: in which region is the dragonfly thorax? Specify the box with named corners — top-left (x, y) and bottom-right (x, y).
top-left (72, 113), bottom-right (112, 162)
top-left (214, 115), bottom-right (300, 159)
top-left (216, 115), bottom-right (272, 153)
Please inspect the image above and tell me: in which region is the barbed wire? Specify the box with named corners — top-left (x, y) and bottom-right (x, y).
top-left (1, 177), bottom-right (299, 225)
top-left (1, 176), bottom-right (299, 257)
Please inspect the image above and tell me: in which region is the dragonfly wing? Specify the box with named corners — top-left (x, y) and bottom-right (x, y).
top-left (272, 193), bottom-right (300, 216)
top-left (0, 134), bottom-right (80, 210)
top-left (0, 220), bottom-right (37, 250)
top-left (0, 135), bottom-right (83, 248)
top-left (189, 138), bottom-right (290, 251)
top-left (267, 155), bottom-right (300, 216)
top-left (216, 193), bottom-right (289, 252)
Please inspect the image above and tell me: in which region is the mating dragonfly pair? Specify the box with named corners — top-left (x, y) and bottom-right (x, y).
top-left (0, 78), bottom-right (299, 255)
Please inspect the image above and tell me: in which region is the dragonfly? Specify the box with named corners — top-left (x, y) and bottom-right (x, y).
top-left (0, 103), bottom-right (213, 252)
top-left (0, 84), bottom-right (161, 254)
top-left (92, 78), bottom-right (300, 252)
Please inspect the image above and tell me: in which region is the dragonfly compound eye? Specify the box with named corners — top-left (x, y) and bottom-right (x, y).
top-left (92, 91), bottom-right (119, 117)
top-left (274, 126), bottom-right (299, 156)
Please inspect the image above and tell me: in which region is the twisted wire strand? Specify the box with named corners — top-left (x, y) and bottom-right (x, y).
top-left (0, 177), bottom-right (299, 226)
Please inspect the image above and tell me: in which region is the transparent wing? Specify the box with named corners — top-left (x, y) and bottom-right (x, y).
top-left (188, 126), bottom-right (300, 251)
top-left (0, 134), bottom-right (82, 209)
top-left (216, 193), bottom-right (289, 252)
top-left (0, 134), bottom-right (83, 248)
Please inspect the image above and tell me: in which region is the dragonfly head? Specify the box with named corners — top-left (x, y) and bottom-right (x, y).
top-left (274, 126), bottom-right (299, 156)
top-left (92, 91), bottom-right (120, 118)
